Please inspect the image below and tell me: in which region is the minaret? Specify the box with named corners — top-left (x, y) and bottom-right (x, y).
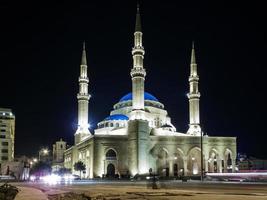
top-left (130, 4), bottom-right (146, 119)
top-left (75, 42), bottom-right (91, 144)
top-left (187, 42), bottom-right (201, 136)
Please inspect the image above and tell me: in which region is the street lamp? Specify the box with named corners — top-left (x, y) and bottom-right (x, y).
top-left (39, 148), bottom-right (49, 161)
top-left (43, 149), bottom-right (48, 154)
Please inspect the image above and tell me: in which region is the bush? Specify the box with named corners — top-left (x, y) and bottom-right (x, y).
top-left (0, 183), bottom-right (19, 200)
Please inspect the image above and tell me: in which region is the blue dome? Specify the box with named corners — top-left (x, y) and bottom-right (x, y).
top-left (105, 114), bottom-right (129, 121)
top-left (119, 92), bottom-right (159, 102)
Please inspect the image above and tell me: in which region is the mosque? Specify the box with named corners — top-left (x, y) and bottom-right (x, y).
top-left (64, 6), bottom-right (237, 178)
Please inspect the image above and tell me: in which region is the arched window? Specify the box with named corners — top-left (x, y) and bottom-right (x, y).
top-left (116, 123), bottom-right (119, 127)
top-left (106, 149), bottom-right (117, 160)
top-left (110, 123), bottom-right (113, 127)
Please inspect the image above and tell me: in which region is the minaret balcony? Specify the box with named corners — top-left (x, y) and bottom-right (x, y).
top-left (187, 93), bottom-right (201, 99)
top-left (189, 76), bottom-right (199, 82)
top-left (132, 47), bottom-right (145, 55)
top-left (79, 77), bottom-right (89, 83)
top-left (131, 68), bottom-right (146, 78)
top-left (77, 93), bottom-right (90, 100)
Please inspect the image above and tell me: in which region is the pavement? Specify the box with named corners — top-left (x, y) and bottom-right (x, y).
top-left (14, 186), bottom-right (48, 200)
top-left (10, 180), bottom-right (267, 200)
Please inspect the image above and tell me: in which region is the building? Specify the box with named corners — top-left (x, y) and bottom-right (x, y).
top-left (52, 139), bottom-right (66, 172)
top-left (237, 154), bottom-right (267, 171)
top-left (0, 156), bottom-right (30, 180)
top-left (64, 6), bottom-right (237, 178)
top-left (53, 139), bottom-right (66, 163)
top-left (0, 108), bottom-right (15, 169)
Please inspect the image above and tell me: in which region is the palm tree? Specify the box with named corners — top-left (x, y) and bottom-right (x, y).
top-left (74, 161), bottom-right (86, 178)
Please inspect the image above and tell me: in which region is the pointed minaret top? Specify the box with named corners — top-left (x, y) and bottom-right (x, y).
top-left (83, 41), bottom-right (86, 50)
top-left (191, 41), bottom-right (196, 64)
top-left (81, 41), bottom-right (87, 65)
top-left (135, 3), bottom-right (142, 32)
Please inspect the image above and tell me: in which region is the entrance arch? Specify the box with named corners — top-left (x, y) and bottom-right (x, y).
top-left (208, 150), bottom-right (219, 172)
top-left (224, 149), bottom-right (233, 172)
top-left (105, 149), bottom-right (117, 177)
top-left (157, 148), bottom-right (169, 177)
top-left (107, 163), bottom-right (115, 177)
top-left (173, 148), bottom-right (185, 177)
top-left (187, 147), bottom-right (201, 175)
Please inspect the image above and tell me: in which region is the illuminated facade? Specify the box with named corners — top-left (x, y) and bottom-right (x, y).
top-left (52, 139), bottom-right (67, 172)
top-left (75, 42), bottom-right (91, 144)
top-left (64, 7), bottom-right (237, 178)
top-left (53, 138), bottom-right (67, 163)
top-left (0, 108), bottom-right (15, 166)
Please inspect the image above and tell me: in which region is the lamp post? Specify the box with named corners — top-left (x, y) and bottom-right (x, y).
top-left (38, 148), bottom-right (49, 161)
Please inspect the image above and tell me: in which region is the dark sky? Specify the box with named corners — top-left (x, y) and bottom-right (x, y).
top-left (0, 2), bottom-right (266, 158)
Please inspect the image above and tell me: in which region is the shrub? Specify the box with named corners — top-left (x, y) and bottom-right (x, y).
top-left (0, 183), bottom-right (19, 200)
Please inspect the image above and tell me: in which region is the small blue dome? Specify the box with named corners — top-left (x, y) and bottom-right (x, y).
top-left (105, 114), bottom-right (129, 121)
top-left (119, 92), bottom-right (159, 102)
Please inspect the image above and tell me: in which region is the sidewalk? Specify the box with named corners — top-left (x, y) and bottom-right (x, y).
top-left (15, 186), bottom-right (48, 200)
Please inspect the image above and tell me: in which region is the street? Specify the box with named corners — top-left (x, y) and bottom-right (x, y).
top-left (13, 180), bottom-right (267, 200)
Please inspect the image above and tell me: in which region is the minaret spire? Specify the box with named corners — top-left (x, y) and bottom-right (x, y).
top-left (191, 41), bottom-right (196, 65)
top-left (75, 42), bottom-right (91, 144)
top-left (81, 41), bottom-right (87, 66)
top-left (135, 3), bottom-right (142, 32)
top-left (130, 3), bottom-right (146, 119)
top-left (187, 42), bottom-right (201, 136)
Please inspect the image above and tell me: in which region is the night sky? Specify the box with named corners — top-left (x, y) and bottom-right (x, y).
top-left (1, 2), bottom-right (266, 158)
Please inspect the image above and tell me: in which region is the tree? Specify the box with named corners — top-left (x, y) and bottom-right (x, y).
top-left (74, 161), bottom-right (86, 178)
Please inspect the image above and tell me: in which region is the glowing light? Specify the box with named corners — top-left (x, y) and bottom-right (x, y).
top-left (41, 174), bottom-right (61, 185)
top-left (33, 158), bottom-right (38, 162)
top-left (206, 172), bottom-right (267, 177)
top-left (43, 149), bottom-right (49, 154)
top-left (174, 156), bottom-right (177, 160)
top-left (30, 175), bottom-right (36, 181)
top-left (139, 164), bottom-right (148, 174)
top-left (192, 157), bottom-right (195, 161)
top-left (192, 162), bottom-right (198, 175)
